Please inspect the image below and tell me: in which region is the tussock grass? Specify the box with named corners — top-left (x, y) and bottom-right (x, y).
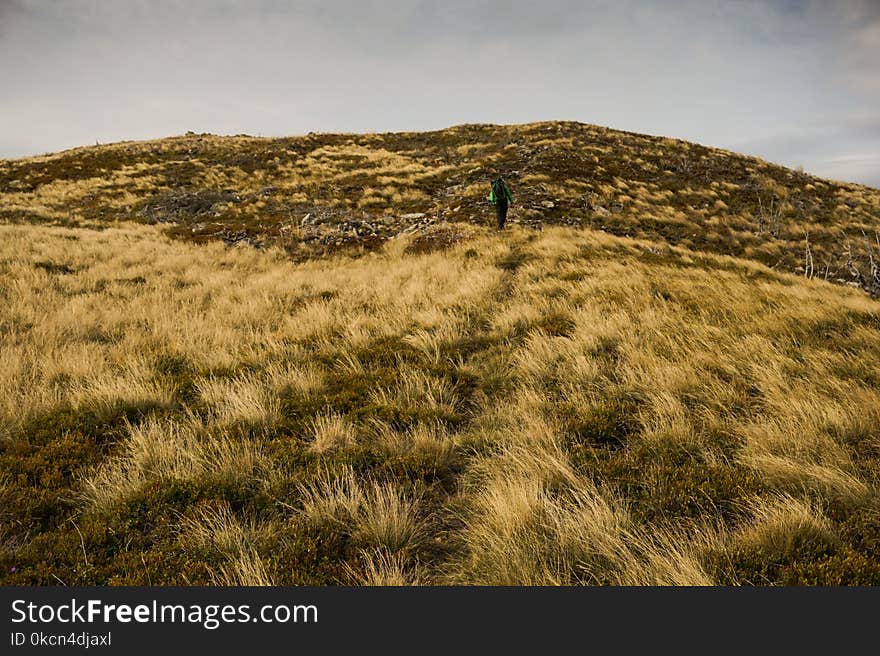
top-left (82, 415), bottom-right (270, 513)
top-left (66, 364), bottom-right (177, 422)
top-left (369, 420), bottom-right (457, 470)
top-left (730, 495), bottom-right (839, 560)
top-left (356, 481), bottom-right (425, 553)
top-left (178, 501), bottom-right (276, 557)
top-left (707, 494), bottom-right (845, 584)
top-left (308, 413), bottom-right (355, 454)
top-left (739, 454), bottom-right (870, 505)
top-left (3, 221), bottom-right (880, 585)
top-left (345, 549), bottom-right (423, 586)
top-left (297, 468), bottom-right (425, 553)
top-left (197, 374), bottom-right (282, 431)
top-left (369, 366), bottom-right (458, 414)
top-left (297, 468), bottom-right (366, 526)
top-left (178, 501), bottom-right (278, 586)
top-left (214, 548), bottom-right (276, 586)
top-left (264, 361), bottom-right (325, 397)
top-left (457, 443), bottom-right (712, 585)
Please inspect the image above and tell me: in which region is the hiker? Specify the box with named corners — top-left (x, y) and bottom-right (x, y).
top-left (488, 176), bottom-right (514, 229)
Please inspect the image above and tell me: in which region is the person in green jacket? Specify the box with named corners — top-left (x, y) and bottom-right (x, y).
top-left (488, 176), bottom-right (514, 230)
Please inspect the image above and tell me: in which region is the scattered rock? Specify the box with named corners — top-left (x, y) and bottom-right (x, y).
top-left (140, 189), bottom-right (238, 223)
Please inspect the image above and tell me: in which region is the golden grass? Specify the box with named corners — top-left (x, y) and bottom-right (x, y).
top-left (356, 481), bottom-right (425, 553)
top-left (197, 373), bottom-right (282, 430)
top-left (297, 467), bottom-right (366, 526)
top-left (214, 548), bottom-right (276, 586)
top-left (3, 219), bottom-right (880, 585)
top-left (177, 501), bottom-right (278, 586)
top-left (368, 420), bottom-right (457, 470)
top-left (297, 467), bottom-right (425, 553)
top-left (308, 413), bottom-right (355, 453)
top-left (457, 443), bottom-right (712, 585)
top-left (345, 549), bottom-right (423, 586)
top-left (178, 501), bottom-right (275, 557)
top-left (82, 415), bottom-right (270, 513)
top-left (729, 495), bottom-right (839, 560)
top-left (369, 366), bottom-right (458, 414)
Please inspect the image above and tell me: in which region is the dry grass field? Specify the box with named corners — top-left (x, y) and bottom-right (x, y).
top-left (3, 217), bottom-right (880, 585)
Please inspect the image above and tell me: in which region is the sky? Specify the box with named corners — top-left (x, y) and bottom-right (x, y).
top-left (1, 0), bottom-right (878, 187)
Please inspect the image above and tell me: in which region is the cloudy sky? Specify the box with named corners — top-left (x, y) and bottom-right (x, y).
top-left (1, 0), bottom-right (878, 186)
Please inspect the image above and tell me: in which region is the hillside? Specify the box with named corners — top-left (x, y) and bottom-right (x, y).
top-left (2, 123), bottom-right (880, 586)
top-left (2, 121), bottom-right (879, 294)
top-left (2, 220), bottom-right (880, 585)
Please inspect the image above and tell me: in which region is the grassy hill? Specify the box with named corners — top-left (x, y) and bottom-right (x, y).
top-left (2, 121), bottom-right (879, 292)
top-left (2, 122), bottom-right (880, 585)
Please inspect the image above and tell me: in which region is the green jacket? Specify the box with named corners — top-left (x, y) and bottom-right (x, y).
top-left (488, 179), bottom-right (514, 205)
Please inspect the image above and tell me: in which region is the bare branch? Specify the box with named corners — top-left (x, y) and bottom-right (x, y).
top-left (803, 231), bottom-right (814, 279)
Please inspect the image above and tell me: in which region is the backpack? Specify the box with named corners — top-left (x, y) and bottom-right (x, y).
top-left (490, 178), bottom-right (512, 205)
